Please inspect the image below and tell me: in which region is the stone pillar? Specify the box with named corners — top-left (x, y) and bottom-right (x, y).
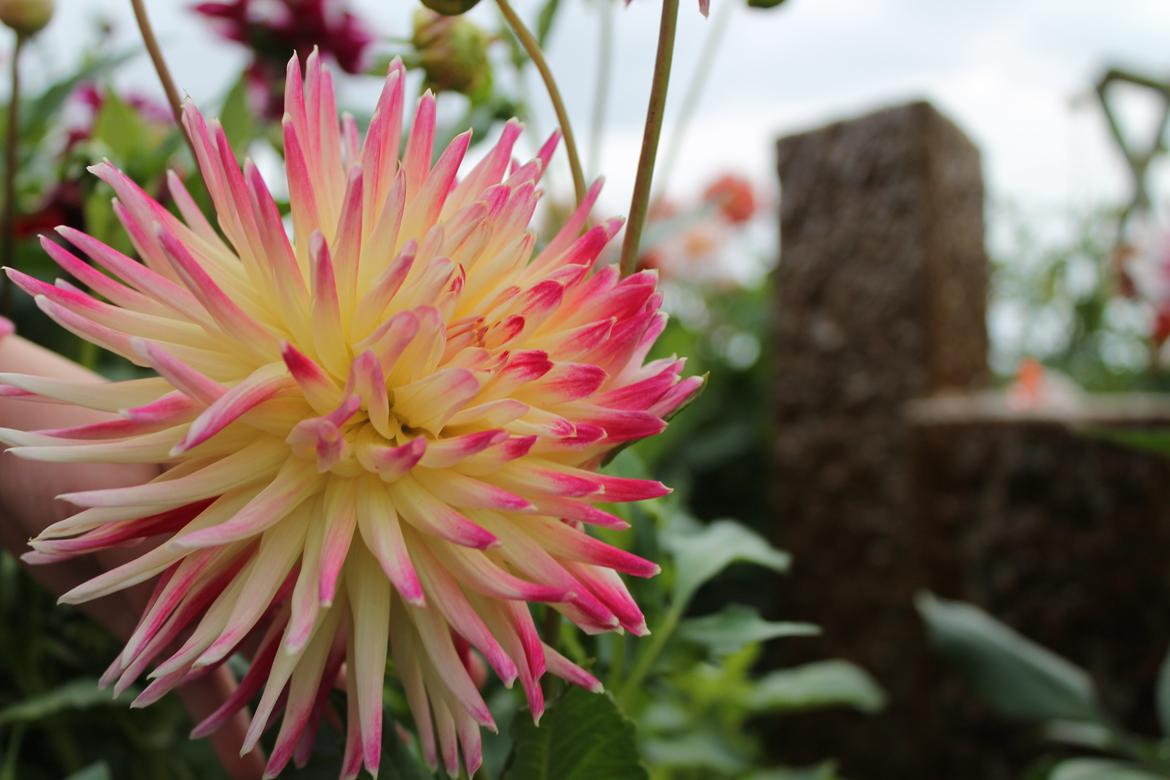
top-left (770, 101), bottom-right (989, 777)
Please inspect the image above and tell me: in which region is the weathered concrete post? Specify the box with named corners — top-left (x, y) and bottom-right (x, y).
top-left (771, 101), bottom-right (989, 777)
top-left (907, 396), bottom-right (1170, 779)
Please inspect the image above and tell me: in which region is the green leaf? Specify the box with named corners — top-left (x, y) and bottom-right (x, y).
top-left (1049, 759), bottom-right (1165, 780)
top-left (219, 76), bottom-right (258, 156)
top-left (664, 520), bottom-right (791, 606)
top-left (917, 593), bottom-right (1103, 724)
top-left (91, 89), bottom-right (149, 163)
top-left (421, 0), bottom-right (481, 14)
top-left (1088, 428), bottom-right (1170, 457)
top-left (0, 678), bottom-right (124, 725)
top-left (747, 0), bottom-right (790, 8)
top-left (678, 604), bottom-right (818, 657)
top-left (535, 0), bottom-right (561, 46)
top-left (744, 660), bottom-right (886, 714)
top-left (746, 762), bottom-right (842, 780)
top-left (18, 50), bottom-right (136, 144)
top-left (641, 731), bottom-right (748, 774)
top-left (1157, 644), bottom-right (1170, 738)
top-left (503, 687), bottom-right (647, 780)
top-left (63, 763), bottom-right (113, 780)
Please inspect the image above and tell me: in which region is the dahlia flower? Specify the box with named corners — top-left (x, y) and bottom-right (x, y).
top-left (1, 53), bottom-right (698, 778)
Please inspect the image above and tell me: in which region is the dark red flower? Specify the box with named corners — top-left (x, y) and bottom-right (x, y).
top-left (193, 0), bottom-right (374, 91)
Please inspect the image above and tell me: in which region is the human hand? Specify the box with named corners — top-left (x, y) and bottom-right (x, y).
top-left (0, 330), bottom-right (265, 780)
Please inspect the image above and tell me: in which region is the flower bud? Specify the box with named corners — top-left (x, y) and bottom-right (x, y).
top-left (420, 0), bottom-right (481, 14)
top-left (0, 0), bottom-right (54, 36)
top-left (411, 9), bottom-right (491, 97)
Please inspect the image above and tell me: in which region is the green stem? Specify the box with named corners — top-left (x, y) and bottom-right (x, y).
top-left (618, 0), bottom-right (681, 278)
top-left (656, 0), bottom-right (736, 198)
top-left (0, 34), bottom-right (23, 320)
top-left (587, 0), bottom-right (615, 178)
top-left (497, 0), bottom-right (587, 206)
top-left (618, 597), bottom-right (685, 706)
top-left (129, 0), bottom-right (198, 161)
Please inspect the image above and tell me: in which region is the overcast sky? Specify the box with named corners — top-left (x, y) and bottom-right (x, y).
top-left (30, 0), bottom-right (1170, 222)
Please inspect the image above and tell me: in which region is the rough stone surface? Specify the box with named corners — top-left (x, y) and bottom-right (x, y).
top-left (769, 101), bottom-right (990, 777)
top-left (908, 406), bottom-right (1170, 779)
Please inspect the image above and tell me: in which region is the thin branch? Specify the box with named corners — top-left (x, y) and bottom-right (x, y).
top-left (618, 0), bottom-right (681, 277)
top-left (129, 0), bottom-right (197, 161)
top-left (0, 34), bottom-right (24, 318)
top-left (497, 0), bottom-right (587, 206)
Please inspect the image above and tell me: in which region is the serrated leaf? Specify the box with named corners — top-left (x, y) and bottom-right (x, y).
top-left (917, 593), bottom-right (1103, 724)
top-left (0, 679), bottom-right (124, 725)
top-left (664, 520), bottom-right (790, 606)
top-left (679, 604), bottom-right (818, 657)
top-left (744, 660), bottom-right (885, 714)
top-left (1049, 759), bottom-right (1165, 780)
top-left (503, 687), bottom-right (647, 780)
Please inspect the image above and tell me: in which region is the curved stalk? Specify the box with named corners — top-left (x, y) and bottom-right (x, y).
top-left (0, 34), bottom-right (24, 319)
top-left (497, 0), bottom-right (587, 206)
top-left (129, 0), bottom-right (197, 160)
top-left (618, 0), bottom-right (681, 277)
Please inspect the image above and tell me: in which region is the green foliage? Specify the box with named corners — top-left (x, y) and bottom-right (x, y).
top-left (744, 661), bottom-right (886, 715)
top-left (62, 763), bottom-right (113, 780)
top-left (921, 593), bottom-right (1170, 779)
top-left (218, 76), bottom-right (259, 157)
top-left (1157, 645), bottom-right (1170, 738)
top-left (1088, 427), bottom-right (1170, 457)
top-left (1048, 759), bottom-right (1165, 780)
top-left (917, 593), bottom-right (1103, 724)
top-left (990, 204), bottom-right (1166, 391)
top-left (746, 0), bottom-right (790, 8)
top-left (505, 688), bottom-right (648, 780)
top-left (0, 679), bottom-right (128, 725)
top-left (664, 519), bottom-right (790, 605)
top-left (535, 0), bottom-right (562, 46)
top-left (745, 763), bottom-right (842, 780)
top-left (678, 604), bottom-right (818, 658)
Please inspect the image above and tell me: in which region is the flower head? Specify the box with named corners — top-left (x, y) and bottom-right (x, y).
top-left (1, 54), bottom-right (698, 778)
top-left (0, 0), bottom-right (54, 36)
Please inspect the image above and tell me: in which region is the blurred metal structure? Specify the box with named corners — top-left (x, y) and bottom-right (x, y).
top-left (1094, 67), bottom-right (1170, 242)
